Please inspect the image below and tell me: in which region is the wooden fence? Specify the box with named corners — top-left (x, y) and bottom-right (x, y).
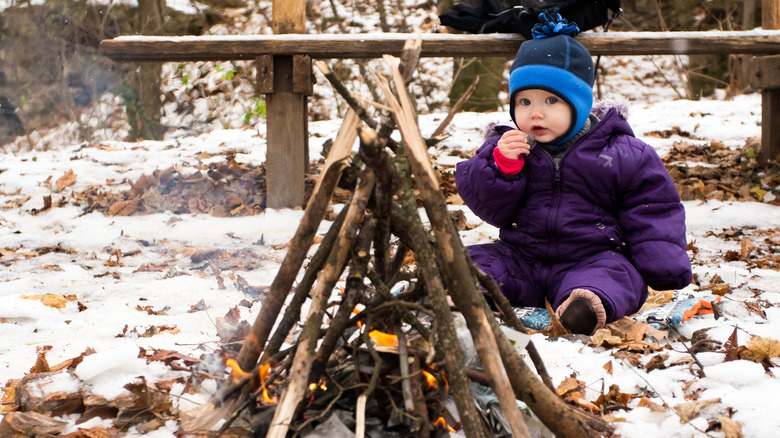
top-left (100, 1), bottom-right (780, 208)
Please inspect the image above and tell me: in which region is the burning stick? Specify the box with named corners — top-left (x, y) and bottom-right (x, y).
top-left (267, 167), bottom-right (376, 438)
top-left (378, 54), bottom-right (533, 438)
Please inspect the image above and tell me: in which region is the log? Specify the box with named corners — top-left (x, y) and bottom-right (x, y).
top-left (264, 204), bottom-right (349, 359)
top-left (473, 266), bottom-right (556, 392)
top-left (391, 153), bottom-right (492, 438)
top-left (99, 30), bottom-right (780, 62)
top-left (378, 58), bottom-right (532, 438)
top-left (267, 167), bottom-right (376, 438)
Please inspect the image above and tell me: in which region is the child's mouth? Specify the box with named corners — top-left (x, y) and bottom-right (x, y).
top-left (531, 126), bottom-right (547, 135)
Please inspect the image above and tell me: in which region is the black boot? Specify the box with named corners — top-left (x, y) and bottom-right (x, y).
top-left (560, 298), bottom-right (598, 335)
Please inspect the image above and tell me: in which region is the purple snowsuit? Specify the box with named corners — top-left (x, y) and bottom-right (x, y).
top-left (456, 106), bottom-right (692, 322)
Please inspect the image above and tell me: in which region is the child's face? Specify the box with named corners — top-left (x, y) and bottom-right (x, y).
top-left (513, 89), bottom-right (573, 144)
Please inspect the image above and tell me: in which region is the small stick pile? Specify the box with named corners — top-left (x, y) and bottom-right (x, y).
top-left (196, 38), bottom-right (614, 438)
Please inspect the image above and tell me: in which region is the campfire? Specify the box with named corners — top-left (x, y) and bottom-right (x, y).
top-left (182, 38), bottom-right (613, 438)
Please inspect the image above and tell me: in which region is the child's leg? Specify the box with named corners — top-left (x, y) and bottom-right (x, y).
top-left (467, 241), bottom-right (539, 307)
top-left (549, 251), bottom-right (647, 329)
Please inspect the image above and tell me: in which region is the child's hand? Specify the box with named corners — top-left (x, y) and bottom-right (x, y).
top-left (497, 130), bottom-right (533, 160)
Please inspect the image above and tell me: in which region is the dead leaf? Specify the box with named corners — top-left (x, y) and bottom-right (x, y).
top-left (56, 169), bottom-right (77, 191)
top-left (590, 328), bottom-right (622, 347)
top-left (603, 361), bottom-right (613, 375)
top-left (107, 199), bottom-right (139, 216)
top-left (556, 377), bottom-right (584, 397)
top-left (30, 346), bottom-right (52, 373)
top-left (0, 411), bottom-right (68, 436)
top-left (719, 416), bottom-right (743, 438)
top-left (723, 326), bottom-right (744, 362)
top-left (545, 300), bottom-right (568, 336)
top-left (739, 238), bottom-right (756, 260)
top-left (710, 283), bottom-right (732, 296)
top-left (136, 304), bottom-right (170, 316)
top-left (644, 353), bottom-right (668, 372)
top-left (637, 396), bottom-right (666, 412)
top-left (673, 398), bottom-right (720, 423)
top-left (42, 295), bottom-right (67, 309)
top-left (188, 299), bottom-right (207, 313)
top-left (738, 336), bottom-right (780, 364)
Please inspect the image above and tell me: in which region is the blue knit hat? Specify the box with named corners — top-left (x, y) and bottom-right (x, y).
top-left (508, 11), bottom-right (594, 145)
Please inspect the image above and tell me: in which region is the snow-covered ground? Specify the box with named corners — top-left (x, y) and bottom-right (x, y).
top-left (1, 2), bottom-right (780, 436)
top-left (2, 66), bottom-right (779, 436)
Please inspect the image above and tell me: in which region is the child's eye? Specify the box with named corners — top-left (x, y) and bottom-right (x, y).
top-left (545, 96), bottom-right (558, 104)
top-left (519, 98), bottom-right (531, 106)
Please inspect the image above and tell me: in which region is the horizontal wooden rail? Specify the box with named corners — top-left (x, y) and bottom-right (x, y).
top-left (99, 30), bottom-right (780, 62)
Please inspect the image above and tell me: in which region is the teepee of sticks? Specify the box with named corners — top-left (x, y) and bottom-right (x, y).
top-left (192, 38), bottom-right (613, 438)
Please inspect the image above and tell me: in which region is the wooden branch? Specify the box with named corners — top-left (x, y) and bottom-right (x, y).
top-left (100, 30), bottom-right (780, 62)
top-left (310, 205), bottom-right (375, 383)
top-left (267, 168), bottom-right (376, 438)
top-left (430, 75), bottom-right (479, 139)
top-left (408, 356), bottom-right (431, 438)
top-left (315, 60), bottom-right (378, 129)
top-left (391, 153), bottom-right (491, 438)
top-left (378, 55), bottom-right (532, 438)
top-left (264, 204), bottom-right (348, 358)
top-left (235, 109), bottom-right (361, 372)
top-left (473, 265), bottom-right (556, 392)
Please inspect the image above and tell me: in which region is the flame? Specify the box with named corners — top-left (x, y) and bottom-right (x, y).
top-left (432, 417), bottom-right (456, 432)
top-left (369, 330), bottom-right (399, 347)
top-left (259, 362), bottom-right (274, 403)
top-left (307, 380), bottom-right (328, 393)
top-left (422, 370), bottom-right (438, 389)
top-left (226, 358), bottom-right (249, 385)
top-left (353, 304), bottom-right (364, 327)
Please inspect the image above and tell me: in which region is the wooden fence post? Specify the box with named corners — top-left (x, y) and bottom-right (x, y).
top-left (262, 0), bottom-right (310, 208)
top-left (761, 0), bottom-right (780, 160)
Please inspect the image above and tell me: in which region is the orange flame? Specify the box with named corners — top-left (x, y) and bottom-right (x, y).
top-left (259, 362), bottom-right (274, 403)
top-left (226, 358), bottom-right (249, 385)
top-left (369, 330), bottom-right (398, 347)
top-left (353, 305), bottom-right (364, 327)
top-left (309, 383), bottom-right (317, 391)
top-left (422, 370), bottom-right (438, 389)
top-left (433, 416), bottom-right (456, 432)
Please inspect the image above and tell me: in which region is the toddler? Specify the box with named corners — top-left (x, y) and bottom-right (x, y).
top-left (456, 13), bottom-right (692, 335)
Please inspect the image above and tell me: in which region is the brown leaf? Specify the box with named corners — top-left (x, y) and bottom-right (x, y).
top-left (0, 411), bottom-right (68, 436)
top-left (673, 398), bottom-right (720, 423)
top-left (719, 416), bottom-right (743, 438)
top-left (590, 328), bottom-right (622, 347)
top-left (40, 294), bottom-right (70, 309)
top-left (739, 238), bottom-right (756, 260)
top-left (56, 169), bottom-right (77, 191)
top-left (107, 199), bottom-right (139, 216)
top-left (738, 336), bottom-right (780, 364)
top-left (188, 299), bottom-right (207, 313)
top-left (644, 353), bottom-right (668, 372)
top-left (60, 426), bottom-right (119, 438)
top-left (637, 396), bottom-right (666, 412)
top-left (556, 376), bottom-right (584, 397)
top-left (30, 346), bottom-right (51, 373)
top-left (723, 326), bottom-right (743, 362)
top-left (545, 300), bottom-right (568, 336)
